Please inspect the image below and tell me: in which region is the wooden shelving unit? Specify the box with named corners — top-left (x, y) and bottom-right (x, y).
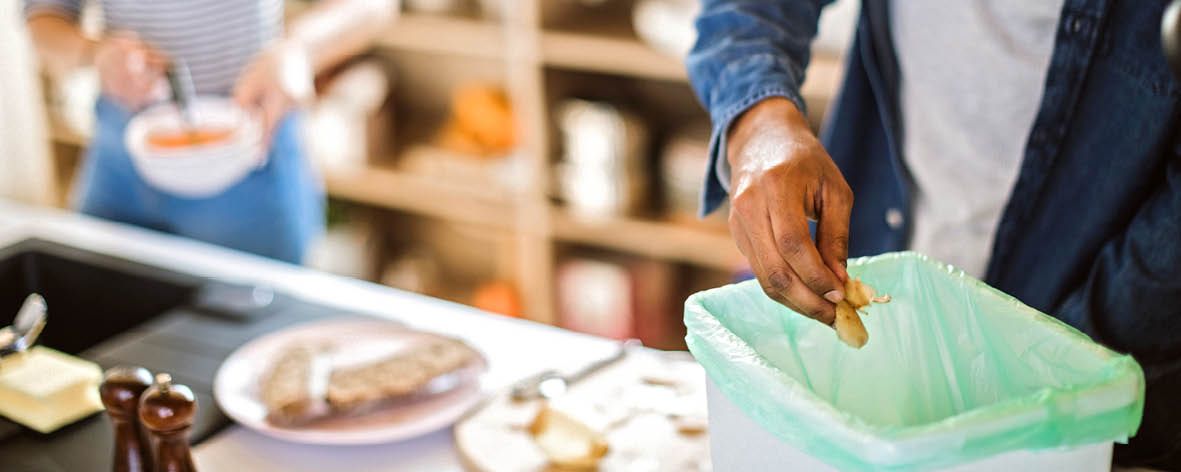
top-left (49, 116), bottom-right (86, 147)
top-left (322, 162), bottom-right (516, 230)
top-left (550, 209), bottom-right (741, 271)
top-left (44, 1), bottom-right (846, 327)
top-left (376, 14), bottom-right (505, 59)
top-left (540, 29), bottom-right (686, 82)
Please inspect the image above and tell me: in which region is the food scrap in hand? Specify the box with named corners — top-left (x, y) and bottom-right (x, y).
top-left (833, 278), bottom-right (890, 349)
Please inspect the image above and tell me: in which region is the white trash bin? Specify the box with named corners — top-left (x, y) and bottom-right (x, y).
top-left (685, 252), bottom-right (1145, 471)
top-left (706, 379), bottom-right (1114, 472)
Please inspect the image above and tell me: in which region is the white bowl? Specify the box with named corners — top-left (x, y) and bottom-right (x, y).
top-left (125, 97), bottom-right (263, 198)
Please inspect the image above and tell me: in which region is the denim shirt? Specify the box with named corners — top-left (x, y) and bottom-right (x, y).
top-left (689, 0), bottom-right (1181, 465)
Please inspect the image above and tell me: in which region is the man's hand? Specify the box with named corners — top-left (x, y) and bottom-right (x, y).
top-left (94, 33), bottom-right (168, 110)
top-left (233, 40), bottom-right (314, 147)
top-left (727, 97), bottom-right (854, 325)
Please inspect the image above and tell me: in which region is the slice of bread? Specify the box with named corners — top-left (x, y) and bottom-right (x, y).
top-left (259, 346), bottom-right (331, 426)
top-left (259, 337), bottom-right (479, 425)
top-left (326, 338), bottom-right (478, 412)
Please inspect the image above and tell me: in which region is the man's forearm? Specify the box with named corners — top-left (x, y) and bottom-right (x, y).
top-left (286, 0), bottom-right (394, 74)
top-left (686, 0), bottom-right (832, 215)
top-left (26, 14), bottom-right (95, 77)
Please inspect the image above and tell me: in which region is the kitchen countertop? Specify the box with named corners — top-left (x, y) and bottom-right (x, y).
top-left (0, 200), bottom-right (624, 471)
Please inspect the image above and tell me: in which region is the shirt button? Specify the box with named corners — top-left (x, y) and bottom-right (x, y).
top-left (885, 208), bottom-right (905, 230)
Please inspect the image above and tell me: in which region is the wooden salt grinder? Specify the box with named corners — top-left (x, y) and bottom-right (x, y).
top-left (100, 366), bottom-right (154, 472)
top-left (139, 373), bottom-right (197, 472)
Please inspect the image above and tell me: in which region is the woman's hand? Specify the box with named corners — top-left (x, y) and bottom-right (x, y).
top-left (232, 40), bottom-right (314, 147)
top-left (94, 33), bottom-right (168, 110)
top-left (727, 97), bottom-right (854, 325)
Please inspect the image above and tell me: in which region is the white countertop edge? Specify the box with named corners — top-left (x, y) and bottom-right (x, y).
top-left (0, 201), bottom-right (617, 375)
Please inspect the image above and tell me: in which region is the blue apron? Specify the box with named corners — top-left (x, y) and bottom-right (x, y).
top-left (74, 97), bottom-right (325, 264)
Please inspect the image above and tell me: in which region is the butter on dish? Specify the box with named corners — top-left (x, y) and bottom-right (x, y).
top-left (0, 346), bottom-right (104, 433)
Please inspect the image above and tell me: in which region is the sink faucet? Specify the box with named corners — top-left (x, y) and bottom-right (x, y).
top-left (0, 294), bottom-right (47, 358)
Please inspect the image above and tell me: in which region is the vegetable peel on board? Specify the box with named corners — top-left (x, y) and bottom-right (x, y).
top-left (528, 404), bottom-right (610, 470)
top-left (834, 278), bottom-right (891, 348)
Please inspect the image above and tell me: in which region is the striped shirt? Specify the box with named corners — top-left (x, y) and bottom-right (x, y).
top-left (25, 0), bottom-right (284, 95)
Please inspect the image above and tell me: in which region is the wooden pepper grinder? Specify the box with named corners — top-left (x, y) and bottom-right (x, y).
top-left (139, 373), bottom-right (197, 472)
top-left (100, 366), bottom-right (154, 472)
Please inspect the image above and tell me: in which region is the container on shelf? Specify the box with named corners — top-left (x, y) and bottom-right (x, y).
top-left (633, 0), bottom-right (699, 57)
top-left (557, 255), bottom-right (681, 346)
top-left (557, 257), bottom-right (634, 339)
top-left (555, 99), bottom-right (649, 218)
top-left (305, 59), bottom-right (394, 172)
top-left (659, 122), bottom-right (710, 221)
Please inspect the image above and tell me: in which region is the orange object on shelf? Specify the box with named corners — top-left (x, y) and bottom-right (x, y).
top-left (471, 280), bottom-right (523, 318)
top-left (438, 83), bottom-right (517, 158)
top-left (146, 128), bottom-right (234, 149)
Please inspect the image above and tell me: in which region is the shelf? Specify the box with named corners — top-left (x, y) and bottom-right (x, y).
top-left (322, 150), bottom-right (517, 229)
top-left (550, 209), bottom-right (743, 270)
top-left (540, 30), bottom-right (686, 82)
top-left (376, 14), bottom-right (505, 59)
top-left (538, 29), bottom-right (844, 100)
top-left (48, 116), bottom-right (88, 147)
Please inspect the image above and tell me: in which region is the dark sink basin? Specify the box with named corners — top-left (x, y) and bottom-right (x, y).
top-left (0, 239), bottom-right (201, 355)
top-left (0, 239), bottom-right (340, 470)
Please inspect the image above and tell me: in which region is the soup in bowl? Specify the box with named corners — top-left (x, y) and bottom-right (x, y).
top-left (145, 127), bottom-right (236, 150)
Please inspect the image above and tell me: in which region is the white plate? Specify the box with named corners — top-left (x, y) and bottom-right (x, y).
top-left (214, 318), bottom-right (488, 445)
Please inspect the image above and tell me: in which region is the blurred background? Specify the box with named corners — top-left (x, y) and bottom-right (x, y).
top-left (1, 0), bottom-right (857, 350)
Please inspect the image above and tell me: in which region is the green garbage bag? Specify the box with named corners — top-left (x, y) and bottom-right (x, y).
top-left (685, 252), bottom-right (1144, 471)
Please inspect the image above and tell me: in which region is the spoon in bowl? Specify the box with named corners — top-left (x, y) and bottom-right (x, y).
top-left (165, 60), bottom-right (198, 139)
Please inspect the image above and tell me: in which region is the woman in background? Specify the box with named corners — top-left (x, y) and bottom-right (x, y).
top-left (25, 0), bottom-right (393, 263)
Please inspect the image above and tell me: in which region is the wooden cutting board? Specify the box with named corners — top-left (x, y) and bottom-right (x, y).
top-left (454, 350), bottom-right (711, 471)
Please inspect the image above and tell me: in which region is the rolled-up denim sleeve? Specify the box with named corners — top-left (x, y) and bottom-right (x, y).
top-left (686, 0), bottom-right (831, 215)
top-left (24, 0), bottom-right (82, 20)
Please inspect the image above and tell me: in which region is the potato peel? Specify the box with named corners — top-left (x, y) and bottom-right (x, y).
top-left (834, 278), bottom-right (889, 348)
top-left (528, 404), bottom-right (609, 469)
top-left (834, 301), bottom-right (867, 348)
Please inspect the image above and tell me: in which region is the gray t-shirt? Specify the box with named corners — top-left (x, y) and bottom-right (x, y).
top-left (25, 0), bottom-right (282, 95)
top-left (892, 0), bottom-right (1063, 278)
